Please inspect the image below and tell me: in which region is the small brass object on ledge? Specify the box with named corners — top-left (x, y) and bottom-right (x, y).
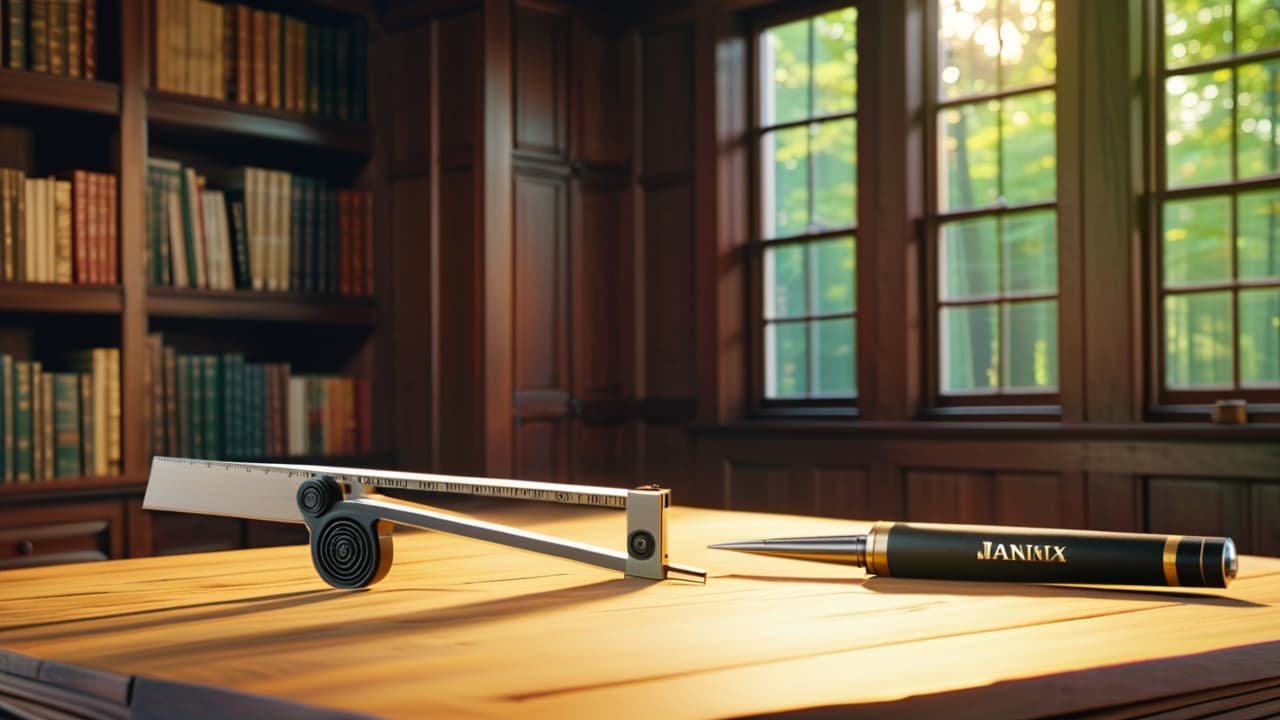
top-left (1211, 399), bottom-right (1247, 424)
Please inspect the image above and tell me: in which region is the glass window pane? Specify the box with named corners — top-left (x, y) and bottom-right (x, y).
top-left (812, 118), bottom-right (857, 230)
top-left (1237, 0), bottom-right (1280, 54)
top-left (1163, 196), bottom-right (1232, 286)
top-left (1001, 90), bottom-right (1057, 205)
top-left (1165, 291), bottom-right (1233, 388)
top-left (1004, 300), bottom-right (1058, 390)
top-left (814, 7), bottom-right (857, 116)
top-left (812, 237), bottom-right (856, 315)
top-left (1003, 210), bottom-right (1057, 294)
top-left (814, 317), bottom-right (856, 395)
top-left (1238, 188), bottom-right (1280, 280)
top-left (940, 217), bottom-right (999, 300)
top-left (939, 102), bottom-right (1001, 212)
top-left (1240, 288), bottom-right (1280, 386)
top-left (1236, 60), bottom-right (1280, 180)
top-left (1166, 70), bottom-right (1234, 188)
top-left (766, 322), bottom-right (808, 397)
top-left (1164, 0), bottom-right (1232, 70)
top-left (942, 303), bottom-right (1000, 393)
top-left (999, 0), bottom-right (1056, 89)
top-left (937, 0), bottom-right (999, 100)
top-left (765, 244), bottom-right (807, 319)
top-left (761, 18), bottom-right (810, 126)
top-left (762, 126), bottom-right (809, 238)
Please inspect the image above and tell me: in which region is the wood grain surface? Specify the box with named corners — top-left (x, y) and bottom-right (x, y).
top-left (1, 502), bottom-right (1278, 719)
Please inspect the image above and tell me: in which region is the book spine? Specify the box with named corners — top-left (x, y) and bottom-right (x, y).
top-left (106, 347), bottom-right (119, 474)
top-left (1, 355), bottom-right (11, 483)
top-left (66, 0), bottom-right (82, 78)
top-left (189, 354), bottom-right (204, 458)
top-left (53, 180), bottom-right (72, 284)
top-left (149, 334), bottom-right (166, 457)
top-left (79, 371), bottom-right (93, 476)
top-left (14, 362), bottom-right (30, 482)
top-left (235, 5), bottom-right (251, 103)
top-left (53, 373), bottom-right (81, 478)
top-left (203, 355), bottom-right (220, 460)
top-left (31, 363), bottom-right (43, 481)
top-left (29, 0), bottom-right (49, 73)
top-left (221, 353), bottom-right (237, 458)
top-left (7, 0), bottom-right (26, 70)
top-left (73, 171), bottom-right (89, 284)
top-left (306, 23), bottom-right (318, 114)
top-left (0, 169), bottom-right (12, 282)
top-left (48, 0), bottom-right (64, 75)
top-left (228, 198), bottom-right (249, 289)
top-left (252, 9), bottom-right (267, 106)
top-left (81, 0), bottom-right (95, 78)
top-left (163, 345), bottom-right (178, 456)
top-left (223, 2), bottom-right (236, 101)
top-left (107, 173), bottom-right (117, 284)
top-left (176, 354), bottom-right (190, 457)
top-left (42, 373), bottom-right (54, 479)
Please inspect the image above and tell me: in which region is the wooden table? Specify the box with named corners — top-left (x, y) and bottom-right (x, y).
top-left (1, 501), bottom-right (1278, 719)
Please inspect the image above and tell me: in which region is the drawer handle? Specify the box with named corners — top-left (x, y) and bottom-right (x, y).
top-left (17, 539), bottom-right (34, 556)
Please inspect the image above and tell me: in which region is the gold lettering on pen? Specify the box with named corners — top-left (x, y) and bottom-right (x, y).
top-left (977, 541), bottom-right (1067, 563)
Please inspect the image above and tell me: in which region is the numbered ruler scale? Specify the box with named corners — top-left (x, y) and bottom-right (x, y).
top-left (144, 457), bottom-right (705, 588)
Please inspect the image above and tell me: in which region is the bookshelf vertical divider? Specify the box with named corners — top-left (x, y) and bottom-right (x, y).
top-left (120, 0), bottom-right (150, 486)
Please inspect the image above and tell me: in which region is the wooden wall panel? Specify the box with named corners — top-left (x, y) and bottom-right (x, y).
top-left (1252, 484), bottom-right (1280, 557)
top-left (435, 168), bottom-right (482, 475)
top-left (1147, 478), bottom-right (1249, 544)
top-left (437, 10), bottom-right (481, 165)
top-left (573, 179), bottom-right (630, 397)
top-left (905, 471), bottom-right (995, 524)
top-left (722, 460), bottom-right (790, 513)
top-left (512, 170), bottom-right (569, 394)
top-left (811, 466), bottom-right (871, 519)
top-left (645, 422), bottom-right (695, 500)
top-left (512, 6), bottom-right (568, 158)
top-left (388, 25), bottom-right (432, 177)
top-left (572, 421), bottom-right (636, 488)
top-left (515, 419), bottom-right (566, 484)
top-left (1086, 472), bottom-right (1139, 531)
top-left (391, 174), bottom-right (434, 472)
top-left (994, 473), bottom-right (1071, 528)
top-left (640, 25), bottom-right (694, 176)
top-left (643, 184), bottom-right (696, 398)
top-left (576, 23), bottom-right (629, 167)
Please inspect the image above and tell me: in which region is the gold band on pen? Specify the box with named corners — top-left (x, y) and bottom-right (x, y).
top-left (1162, 535), bottom-right (1182, 587)
top-left (867, 521), bottom-right (893, 577)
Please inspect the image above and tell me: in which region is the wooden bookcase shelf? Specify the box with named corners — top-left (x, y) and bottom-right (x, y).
top-left (0, 283), bottom-right (123, 315)
top-left (0, 69), bottom-right (120, 116)
top-left (147, 287), bottom-right (376, 325)
top-left (146, 91), bottom-right (373, 154)
top-left (0, 475), bottom-right (144, 500)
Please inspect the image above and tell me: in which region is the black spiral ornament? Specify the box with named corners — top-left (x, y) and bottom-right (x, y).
top-left (297, 476), bottom-right (342, 517)
top-left (310, 514), bottom-right (394, 589)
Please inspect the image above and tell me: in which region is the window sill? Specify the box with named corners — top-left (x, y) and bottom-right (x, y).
top-left (690, 417), bottom-right (1280, 441)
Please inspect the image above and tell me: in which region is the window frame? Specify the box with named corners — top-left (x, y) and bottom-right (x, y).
top-left (747, 0), bottom-right (862, 415)
top-left (1148, 0), bottom-right (1280, 409)
top-left (921, 0), bottom-right (1064, 411)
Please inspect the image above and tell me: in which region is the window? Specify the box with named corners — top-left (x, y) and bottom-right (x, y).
top-left (1158, 0), bottom-right (1280, 397)
top-left (930, 0), bottom-right (1059, 400)
top-left (756, 5), bottom-right (858, 402)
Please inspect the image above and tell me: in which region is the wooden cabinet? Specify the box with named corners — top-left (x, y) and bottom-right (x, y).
top-left (0, 502), bottom-right (125, 569)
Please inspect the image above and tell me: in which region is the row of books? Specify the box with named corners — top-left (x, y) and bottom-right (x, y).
top-left (0, 348), bottom-right (120, 484)
top-left (153, 0), bottom-right (367, 122)
top-left (0, 167), bottom-right (118, 285)
top-left (146, 160), bottom-right (373, 295)
top-left (145, 335), bottom-right (372, 461)
top-left (3, 0), bottom-right (98, 78)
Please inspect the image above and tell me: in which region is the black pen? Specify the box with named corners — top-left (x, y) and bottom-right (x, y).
top-left (710, 521), bottom-right (1239, 588)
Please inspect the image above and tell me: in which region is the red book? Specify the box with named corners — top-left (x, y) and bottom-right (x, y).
top-left (106, 174), bottom-right (118, 284)
top-left (84, 173), bottom-right (99, 284)
top-left (72, 171), bottom-right (88, 283)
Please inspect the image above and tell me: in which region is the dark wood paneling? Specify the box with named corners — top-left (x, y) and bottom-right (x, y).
top-left (646, 422), bottom-right (696, 499)
top-left (391, 174), bottom-right (434, 471)
top-left (575, 22), bottom-right (629, 166)
top-left (515, 419), bottom-right (566, 483)
top-left (513, 6), bottom-right (569, 158)
top-left (1086, 472), bottom-right (1139, 531)
top-left (1253, 484), bottom-right (1280, 557)
top-left (643, 183), bottom-right (696, 397)
top-left (245, 521), bottom-right (309, 548)
top-left (572, 421), bottom-right (636, 488)
top-left (1147, 478), bottom-right (1249, 545)
top-left (513, 169), bottom-right (569, 394)
top-left (994, 473), bottom-right (1071, 528)
top-left (905, 471), bottom-right (995, 524)
top-left (388, 25), bottom-right (432, 177)
top-left (437, 11), bottom-right (481, 165)
top-left (435, 168), bottom-right (483, 474)
top-left (722, 460), bottom-right (789, 513)
top-left (573, 178), bottom-right (630, 398)
top-left (150, 512), bottom-right (243, 556)
top-left (640, 25), bottom-right (694, 176)
top-left (811, 466), bottom-right (870, 519)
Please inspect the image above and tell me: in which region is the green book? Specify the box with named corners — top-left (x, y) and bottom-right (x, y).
top-left (31, 362), bottom-right (43, 481)
top-left (221, 352), bottom-right (243, 458)
top-left (1, 354), bottom-right (10, 484)
top-left (14, 362), bottom-right (31, 482)
top-left (250, 363), bottom-right (265, 458)
top-left (176, 355), bottom-right (191, 458)
top-left (188, 355), bottom-right (204, 458)
top-left (79, 372), bottom-right (94, 477)
top-left (203, 355), bottom-right (221, 461)
top-left (7, 0), bottom-right (26, 70)
top-left (53, 373), bottom-right (81, 478)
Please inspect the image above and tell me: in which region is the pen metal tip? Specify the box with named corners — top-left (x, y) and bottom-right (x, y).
top-left (707, 535), bottom-right (869, 566)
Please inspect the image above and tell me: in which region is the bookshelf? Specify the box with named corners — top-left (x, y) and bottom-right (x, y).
top-left (0, 0), bottom-right (386, 568)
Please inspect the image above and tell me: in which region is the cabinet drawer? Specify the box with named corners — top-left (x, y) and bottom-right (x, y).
top-left (0, 502), bottom-right (125, 569)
